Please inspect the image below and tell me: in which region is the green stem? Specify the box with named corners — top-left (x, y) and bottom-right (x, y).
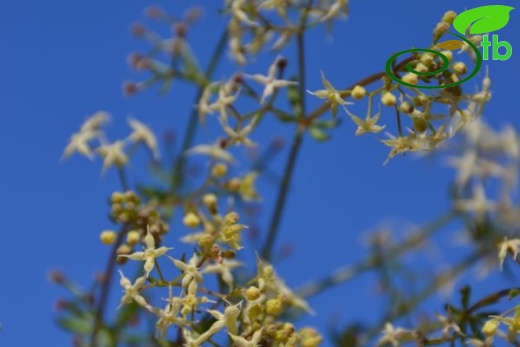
top-left (261, 28), bottom-right (307, 260)
top-left (171, 29), bottom-right (228, 191)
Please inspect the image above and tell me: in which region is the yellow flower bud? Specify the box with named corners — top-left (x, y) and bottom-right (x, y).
top-left (266, 298), bottom-right (283, 315)
top-left (482, 319), bottom-right (500, 336)
top-left (413, 117), bottom-right (428, 133)
top-left (198, 233), bottom-right (214, 249)
top-left (402, 73), bottom-right (418, 85)
top-left (183, 212), bottom-right (200, 228)
top-left (248, 304), bottom-right (263, 320)
top-left (100, 230), bottom-right (117, 245)
top-left (441, 50), bottom-right (453, 62)
top-left (245, 286), bottom-right (261, 301)
top-left (126, 230), bottom-right (141, 246)
top-left (433, 22), bottom-right (450, 42)
top-left (381, 92), bottom-right (396, 107)
top-left (351, 85), bottom-right (366, 99)
top-left (300, 328), bottom-right (323, 347)
top-left (223, 212), bottom-right (239, 225)
top-left (227, 178), bottom-right (242, 192)
top-left (202, 194), bottom-right (218, 214)
top-left (111, 191), bottom-right (124, 204)
top-left (399, 102), bottom-right (414, 114)
top-left (420, 53), bottom-right (435, 66)
top-left (442, 11), bottom-right (457, 24)
top-left (453, 62), bottom-right (467, 75)
top-left (211, 163), bottom-right (228, 177)
top-left (414, 63), bottom-right (428, 73)
top-left (203, 193), bottom-right (217, 206)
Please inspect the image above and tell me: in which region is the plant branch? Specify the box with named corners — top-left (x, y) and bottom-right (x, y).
top-left (296, 211), bottom-right (457, 298)
top-left (261, 28), bottom-right (307, 260)
top-left (171, 28), bottom-right (228, 191)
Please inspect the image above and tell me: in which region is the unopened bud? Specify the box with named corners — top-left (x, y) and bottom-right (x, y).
top-left (100, 230), bottom-right (117, 245)
top-left (442, 11), bottom-right (457, 24)
top-left (381, 92), bottom-right (396, 107)
top-left (183, 212), bottom-right (201, 228)
top-left (452, 62), bottom-right (467, 75)
top-left (351, 85), bottom-right (366, 99)
top-left (245, 286), bottom-right (261, 301)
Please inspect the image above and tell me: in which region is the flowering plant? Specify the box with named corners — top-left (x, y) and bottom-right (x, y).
top-left (53, 2), bottom-right (520, 347)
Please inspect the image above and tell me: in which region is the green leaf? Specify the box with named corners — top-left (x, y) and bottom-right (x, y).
top-left (453, 5), bottom-right (514, 35)
top-left (312, 119), bottom-right (342, 130)
top-left (509, 289), bottom-right (520, 300)
top-left (114, 302), bottom-right (140, 330)
top-left (56, 316), bottom-right (92, 335)
top-left (286, 83), bottom-right (303, 117)
top-left (309, 126), bottom-right (331, 142)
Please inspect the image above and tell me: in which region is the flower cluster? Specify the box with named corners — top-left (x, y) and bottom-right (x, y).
top-left (63, 112), bottom-right (160, 171)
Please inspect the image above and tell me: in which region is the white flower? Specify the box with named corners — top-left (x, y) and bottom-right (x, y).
top-left (256, 257), bottom-right (314, 314)
top-left (219, 116), bottom-right (257, 147)
top-left (446, 150), bottom-right (478, 188)
top-left (344, 107), bottom-right (385, 136)
top-left (308, 71), bottom-right (351, 116)
top-left (118, 271), bottom-right (149, 309)
top-left (454, 183), bottom-right (496, 219)
top-left (210, 82), bottom-right (240, 122)
top-left (127, 117), bottom-right (160, 160)
top-left (120, 227), bottom-right (172, 277)
top-left (207, 302), bottom-right (242, 335)
top-left (202, 259), bottom-right (244, 290)
top-left (245, 56), bottom-right (297, 103)
top-left (97, 140), bottom-right (129, 171)
top-left (80, 111), bottom-right (111, 132)
top-left (229, 328), bottom-right (263, 347)
top-left (229, 0), bottom-right (258, 26)
top-left (377, 323), bottom-right (413, 347)
top-left (498, 237), bottom-right (520, 270)
top-left (320, 0), bottom-right (349, 22)
top-left (186, 143), bottom-right (235, 163)
top-left (170, 254), bottom-right (203, 288)
top-left (62, 130), bottom-right (100, 160)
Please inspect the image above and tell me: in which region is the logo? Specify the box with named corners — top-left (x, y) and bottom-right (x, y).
top-left (385, 5), bottom-right (514, 89)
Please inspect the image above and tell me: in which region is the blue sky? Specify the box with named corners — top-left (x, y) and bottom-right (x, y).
top-left (1, 0), bottom-right (520, 346)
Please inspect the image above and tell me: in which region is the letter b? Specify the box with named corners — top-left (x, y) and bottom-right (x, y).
top-left (492, 35), bottom-right (512, 60)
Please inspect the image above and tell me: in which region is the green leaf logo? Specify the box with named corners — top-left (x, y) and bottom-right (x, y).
top-left (453, 5), bottom-right (514, 35)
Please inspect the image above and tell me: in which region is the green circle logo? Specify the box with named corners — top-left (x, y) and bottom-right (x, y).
top-left (385, 31), bottom-right (482, 89)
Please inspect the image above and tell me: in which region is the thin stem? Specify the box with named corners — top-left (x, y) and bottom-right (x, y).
top-left (171, 29), bottom-right (228, 191)
top-left (261, 128), bottom-right (304, 260)
top-left (117, 167), bottom-right (129, 191)
top-left (296, 211), bottom-right (457, 298)
top-left (306, 56), bottom-right (415, 121)
top-left (90, 225), bottom-right (129, 347)
top-left (261, 28), bottom-right (307, 260)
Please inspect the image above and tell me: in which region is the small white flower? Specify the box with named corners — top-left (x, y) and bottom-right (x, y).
top-left (97, 140), bottom-right (129, 172)
top-left (229, 328), bottom-right (263, 347)
top-left (127, 117), bottom-right (160, 160)
top-left (377, 323), bottom-right (413, 347)
top-left (202, 259), bottom-right (244, 290)
top-left (62, 130), bottom-right (100, 160)
top-left (454, 183), bottom-right (496, 219)
top-left (80, 111), bottom-right (111, 132)
top-left (498, 237), bottom-right (520, 270)
top-left (219, 116), bottom-right (257, 147)
top-left (118, 271), bottom-right (149, 309)
top-left (206, 301), bottom-right (242, 335)
top-left (245, 56), bottom-right (297, 103)
top-left (170, 254), bottom-right (203, 288)
top-left (120, 227), bottom-right (172, 277)
top-left (186, 143), bottom-right (235, 163)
